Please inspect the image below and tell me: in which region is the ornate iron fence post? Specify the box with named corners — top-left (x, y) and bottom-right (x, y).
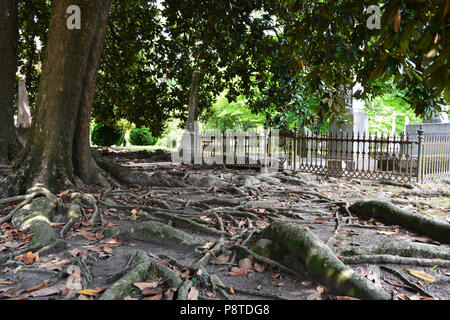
top-left (293, 125), bottom-right (298, 172)
top-left (417, 125), bottom-right (424, 183)
top-left (263, 123), bottom-right (268, 173)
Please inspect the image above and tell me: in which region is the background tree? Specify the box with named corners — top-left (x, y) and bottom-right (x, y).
top-left (281, 0), bottom-right (449, 121)
top-left (8, 0), bottom-right (112, 195)
top-left (0, 0), bottom-right (22, 165)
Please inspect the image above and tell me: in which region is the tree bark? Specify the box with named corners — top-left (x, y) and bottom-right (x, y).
top-left (0, 0), bottom-right (22, 165)
top-left (8, 0), bottom-right (112, 195)
top-left (72, 1), bottom-right (111, 186)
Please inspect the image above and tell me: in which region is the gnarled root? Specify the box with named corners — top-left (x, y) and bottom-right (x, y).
top-left (8, 184), bottom-right (61, 252)
top-left (260, 221), bottom-right (392, 300)
top-left (349, 200), bottom-right (450, 244)
top-left (100, 250), bottom-right (183, 300)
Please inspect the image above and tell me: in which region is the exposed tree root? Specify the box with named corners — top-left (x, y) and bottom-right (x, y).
top-left (340, 254), bottom-right (450, 268)
top-left (349, 200), bottom-right (450, 244)
top-left (336, 240), bottom-right (450, 260)
top-left (60, 204), bottom-right (82, 239)
top-left (9, 185), bottom-right (60, 251)
top-left (380, 266), bottom-right (435, 299)
top-left (232, 243), bottom-right (300, 277)
top-left (142, 211), bottom-right (227, 237)
top-left (196, 237), bottom-right (225, 267)
top-left (260, 222), bottom-right (392, 300)
top-left (101, 249), bottom-right (185, 300)
top-left (176, 280), bottom-right (193, 300)
top-left (100, 250), bottom-right (152, 300)
top-left (104, 220), bottom-right (207, 248)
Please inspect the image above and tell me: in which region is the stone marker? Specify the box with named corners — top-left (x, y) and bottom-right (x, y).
top-left (17, 78), bottom-right (32, 128)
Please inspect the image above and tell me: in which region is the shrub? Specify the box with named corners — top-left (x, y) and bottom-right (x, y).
top-left (128, 126), bottom-right (157, 146)
top-left (91, 123), bottom-right (124, 147)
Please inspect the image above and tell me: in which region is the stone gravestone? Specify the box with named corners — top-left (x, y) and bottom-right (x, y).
top-left (17, 78), bottom-right (32, 128)
top-left (424, 105), bottom-right (448, 124)
top-left (172, 71), bottom-right (202, 165)
top-left (327, 83), bottom-right (372, 172)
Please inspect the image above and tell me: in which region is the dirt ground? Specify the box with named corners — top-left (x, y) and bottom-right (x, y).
top-left (0, 148), bottom-right (449, 300)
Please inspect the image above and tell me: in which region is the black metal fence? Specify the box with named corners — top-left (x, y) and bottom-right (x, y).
top-left (200, 125), bottom-right (450, 183)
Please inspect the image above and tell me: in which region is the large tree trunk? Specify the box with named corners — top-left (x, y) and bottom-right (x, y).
top-left (8, 0), bottom-right (112, 195)
top-left (0, 0), bottom-right (22, 165)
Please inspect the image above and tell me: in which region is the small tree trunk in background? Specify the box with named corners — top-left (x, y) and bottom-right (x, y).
top-left (8, 0), bottom-right (112, 195)
top-left (185, 70), bottom-right (201, 163)
top-left (72, 0), bottom-right (111, 187)
top-left (186, 70), bottom-right (201, 133)
top-left (0, 0), bottom-right (22, 165)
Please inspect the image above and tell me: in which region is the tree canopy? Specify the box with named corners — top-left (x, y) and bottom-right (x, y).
top-left (282, 0), bottom-right (449, 121)
top-left (15, 0), bottom-right (449, 136)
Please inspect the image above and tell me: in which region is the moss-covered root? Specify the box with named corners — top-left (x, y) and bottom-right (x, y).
top-left (150, 257), bottom-right (183, 290)
top-left (261, 222), bottom-right (392, 300)
top-left (100, 250), bottom-right (184, 300)
top-left (100, 250), bottom-right (152, 300)
top-left (176, 280), bottom-right (193, 300)
top-left (336, 240), bottom-right (450, 260)
top-left (11, 196), bottom-right (59, 250)
top-left (349, 200), bottom-right (450, 244)
top-left (104, 221), bottom-right (207, 248)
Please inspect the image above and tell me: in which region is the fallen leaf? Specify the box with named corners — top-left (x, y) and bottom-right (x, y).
top-left (57, 190), bottom-right (70, 197)
top-left (143, 293), bottom-right (164, 300)
top-left (253, 263), bottom-right (265, 273)
top-left (27, 284), bottom-right (66, 297)
top-left (77, 289), bottom-right (96, 296)
top-left (0, 280), bottom-right (14, 286)
top-left (377, 229), bottom-right (398, 236)
top-left (334, 296), bottom-right (360, 300)
top-left (50, 222), bottom-right (66, 227)
top-left (133, 280), bottom-right (159, 291)
top-left (210, 254), bottom-right (231, 265)
top-left (187, 287), bottom-right (199, 300)
top-left (25, 279), bottom-right (50, 293)
top-left (406, 269), bottom-right (436, 283)
top-left (95, 232), bottom-right (105, 240)
top-left (76, 230), bottom-right (97, 241)
top-left (104, 238), bottom-right (121, 246)
top-left (398, 293), bottom-right (410, 300)
top-left (22, 251), bottom-right (35, 265)
top-left (228, 267), bottom-right (253, 276)
top-left (307, 285), bottom-right (325, 300)
top-left (255, 220), bottom-right (270, 228)
top-left (141, 288), bottom-right (163, 296)
top-left (238, 258), bottom-right (253, 270)
top-left (383, 277), bottom-right (403, 287)
top-left (204, 290), bottom-right (216, 298)
top-left (69, 248), bottom-right (80, 257)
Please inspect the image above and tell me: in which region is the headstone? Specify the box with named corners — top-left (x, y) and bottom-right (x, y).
top-left (17, 78), bottom-right (32, 128)
top-left (424, 105), bottom-right (448, 124)
top-left (186, 70), bottom-right (201, 133)
top-left (327, 83), bottom-right (374, 172)
top-left (391, 112), bottom-right (396, 136)
top-left (172, 71), bottom-right (201, 164)
top-left (404, 116), bottom-right (409, 134)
